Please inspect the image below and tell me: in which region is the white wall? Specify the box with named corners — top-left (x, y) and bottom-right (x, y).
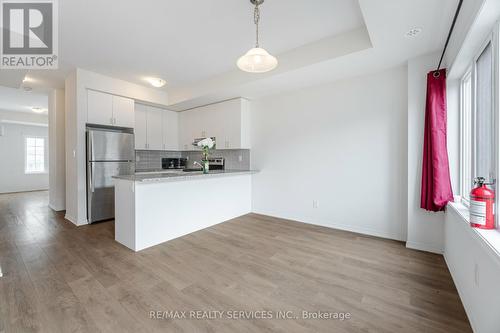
top-left (65, 73), bottom-right (78, 223)
top-left (0, 122), bottom-right (49, 193)
top-left (251, 66), bottom-right (408, 240)
top-left (445, 208), bottom-right (500, 333)
top-left (49, 89), bottom-right (66, 211)
top-left (65, 68), bottom-right (169, 225)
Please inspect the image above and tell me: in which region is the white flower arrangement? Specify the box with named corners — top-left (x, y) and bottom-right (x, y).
top-left (195, 137), bottom-right (215, 173)
top-left (196, 137), bottom-right (215, 149)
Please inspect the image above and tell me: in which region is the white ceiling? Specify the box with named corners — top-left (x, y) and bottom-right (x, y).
top-left (166, 0), bottom-right (460, 108)
top-left (59, 0), bottom-right (364, 87)
top-left (0, 0), bottom-right (461, 108)
top-left (0, 86), bottom-right (48, 115)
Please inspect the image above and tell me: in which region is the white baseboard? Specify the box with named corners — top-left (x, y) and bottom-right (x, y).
top-left (64, 214), bottom-right (88, 226)
top-left (251, 211), bottom-right (404, 242)
top-left (405, 241), bottom-right (443, 254)
top-left (64, 214), bottom-right (77, 224)
top-left (49, 203), bottom-right (65, 212)
top-left (0, 188), bottom-right (49, 195)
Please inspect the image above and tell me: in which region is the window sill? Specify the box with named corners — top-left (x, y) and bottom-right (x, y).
top-left (448, 201), bottom-right (500, 260)
top-left (25, 171), bottom-right (48, 175)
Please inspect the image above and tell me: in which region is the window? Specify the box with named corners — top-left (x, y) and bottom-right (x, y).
top-left (25, 137), bottom-right (46, 174)
top-left (474, 42), bottom-right (495, 187)
top-left (459, 40), bottom-right (496, 206)
top-left (460, 71), bottom-right (472, 205)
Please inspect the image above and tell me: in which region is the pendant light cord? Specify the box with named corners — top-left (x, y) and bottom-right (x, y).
top-left (254, 3), bottom-right (260, 47)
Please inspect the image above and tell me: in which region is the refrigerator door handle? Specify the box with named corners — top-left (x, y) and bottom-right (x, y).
top-left (90, 162), bottom-right (95, 193)
top-left (89, 131), bottom-right (94, 161)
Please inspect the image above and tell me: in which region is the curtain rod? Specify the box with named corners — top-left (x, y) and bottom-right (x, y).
top-left (434, 0), bottom-right (464, 77)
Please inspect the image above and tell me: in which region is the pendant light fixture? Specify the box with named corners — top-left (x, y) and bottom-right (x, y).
top-left (237, 0), bottom-right (278, 73)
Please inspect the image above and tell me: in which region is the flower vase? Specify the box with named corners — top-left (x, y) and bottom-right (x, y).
top-left (202, 160), bottom-right (209, 174)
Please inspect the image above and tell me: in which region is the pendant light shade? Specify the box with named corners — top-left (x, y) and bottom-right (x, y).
top-left (237, 47), bottom-right (278, 73)
top-left (237, 0), bottom-right (278, 73)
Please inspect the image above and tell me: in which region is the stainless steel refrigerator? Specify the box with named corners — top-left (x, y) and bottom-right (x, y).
top-left (86, 126), bottom-right (135, 223)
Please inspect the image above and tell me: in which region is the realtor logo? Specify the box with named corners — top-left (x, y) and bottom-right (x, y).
top-left (1, 0), bottom-right (58, 68)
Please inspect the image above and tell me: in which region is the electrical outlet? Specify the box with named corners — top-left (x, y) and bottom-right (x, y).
top-left (474, 263), bottom-right (479, 287)
top-left (238, 155), bottom-right (243, 162)
top-left (313, 200), bottom-right (319, 209)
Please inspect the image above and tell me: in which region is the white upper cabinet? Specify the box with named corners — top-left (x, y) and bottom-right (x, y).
top-left (135, 103), bottom-right (180, 151)
top-left (87, 90), bottom-right (135, 128)
top-left (147, 107), bottom-right (163, 151)
top-left (87, 90), bottom-right (113, 125)
top-left (178, 98), bottom-right (250, 150)
top-left (179, 110), bottom-right (195, 151)
top-left (112, 95), bottom-right (135, 128)
top-left (134, 103), bottom-right (148, 150)
top-left (214, 98), bottom-right (250, 149)
top-left (162, 110), bottom-right (179, 151)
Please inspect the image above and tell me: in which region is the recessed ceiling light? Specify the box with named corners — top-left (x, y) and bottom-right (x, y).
top-left (146, 78), bottom-right (166, 88)
top-left (32, 107), bottom-right (46, 113)
top-left (405, 27), bottom-right (422, 38)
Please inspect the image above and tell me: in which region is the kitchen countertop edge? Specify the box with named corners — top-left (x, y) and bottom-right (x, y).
top-left (113, 170), bottom-right (258, 183)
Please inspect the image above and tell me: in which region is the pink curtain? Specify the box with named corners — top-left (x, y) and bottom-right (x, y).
top-left (421, 69), bottom-right (454, 211)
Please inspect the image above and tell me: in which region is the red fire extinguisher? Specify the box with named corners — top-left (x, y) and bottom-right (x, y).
top-left (470, 177), bottom-right (495, 229)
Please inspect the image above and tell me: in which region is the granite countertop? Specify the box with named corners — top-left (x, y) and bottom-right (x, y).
top-left (135, 169), bottom-right (184, 174)
top-left (113, 170), bottom-right (258, 183)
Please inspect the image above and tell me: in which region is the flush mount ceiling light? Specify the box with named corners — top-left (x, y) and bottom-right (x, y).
top-left (237, 0), bottom-right (278, 73)
top-left (147, 77), bottom-right (167, 88)
top-left (23, 76), bottom-right (34, 83)
top-left (32, 107), bottom-right (46, 113)
top-left (22, 76), bottom-right (34, 92)
top-left (405, 27), bottom-right (422, 38)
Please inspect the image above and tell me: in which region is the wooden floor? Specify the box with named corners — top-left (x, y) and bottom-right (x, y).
top-left (0, 191), bottom-right (471, 333)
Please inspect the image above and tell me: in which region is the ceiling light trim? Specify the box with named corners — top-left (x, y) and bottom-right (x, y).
top-left (405, 27), bottom-right (423, 38)
top-left (146, 77), bottom-right (167, 88)
top-left (31, 107), bottom-right (47, 113)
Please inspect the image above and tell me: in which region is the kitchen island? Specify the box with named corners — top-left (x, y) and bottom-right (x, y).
top-left (113, 170), bottom-right (256, 251)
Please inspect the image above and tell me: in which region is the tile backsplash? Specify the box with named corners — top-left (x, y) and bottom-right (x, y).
top-left (135, 150), bottom-right (182, 171)
top-left (135, 149), bottom-right (250, 171)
